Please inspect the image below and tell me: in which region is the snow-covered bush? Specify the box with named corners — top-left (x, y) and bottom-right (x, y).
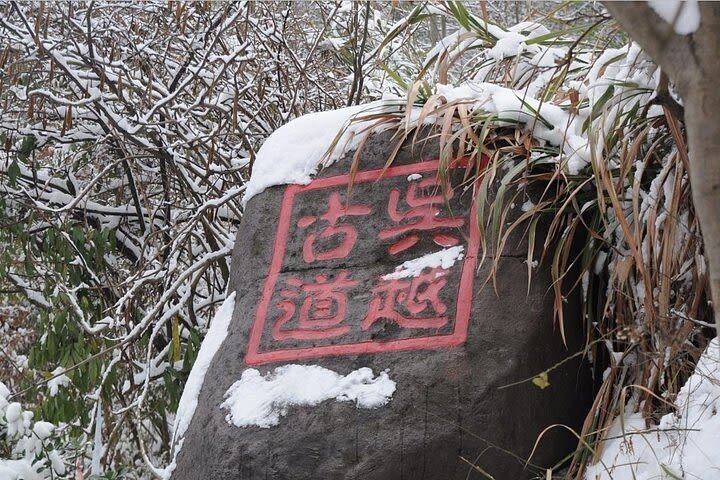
top-left (0, 1), bottom-right (436, 476)
top-left (0, 382), bottom-right (68, 479)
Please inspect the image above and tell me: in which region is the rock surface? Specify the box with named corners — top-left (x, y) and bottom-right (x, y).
top-left (173, 130), bottom-right (593, 479)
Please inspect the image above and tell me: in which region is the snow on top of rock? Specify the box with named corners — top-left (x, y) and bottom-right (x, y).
top-left (585, 338), bottom-right (720, 480)
top-left (406, 173), bottom-right (423, 182)
top-left (221, 365), bottom-right (396, 428)
top-left (648, 0), bottom-right (700, 35)
top-left (242, 101), bottom-right (400, 206)
top-left (383, 246), bottom-right (465, 280)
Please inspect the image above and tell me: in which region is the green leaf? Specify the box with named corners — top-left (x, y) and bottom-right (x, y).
top-left (7, 160), bottom-right (20, 187)
top-left (589, 85), bottom-right (615, 121)
top-left (18, 136), bottom-right (36, 161)
top-left (170, 315), bottom-right (181, 363)
top-left (378, 62), bottom-right (408, 92)
top-left (375, 4), bottom-right (429, 57)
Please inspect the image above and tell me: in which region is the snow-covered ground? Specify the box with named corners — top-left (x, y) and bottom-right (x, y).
top-left (585, 339), bottom-right (720, 480)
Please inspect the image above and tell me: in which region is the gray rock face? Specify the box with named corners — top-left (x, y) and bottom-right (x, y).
top-left (173, 130), bottom-right (592, 480)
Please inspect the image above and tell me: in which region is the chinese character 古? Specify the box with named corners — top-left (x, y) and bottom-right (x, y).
top-left (298, 191), bottom-right (371, 263)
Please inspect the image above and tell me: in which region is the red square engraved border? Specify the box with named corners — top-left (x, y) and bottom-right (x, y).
top-left (245, 159), bottom-right (480, 366)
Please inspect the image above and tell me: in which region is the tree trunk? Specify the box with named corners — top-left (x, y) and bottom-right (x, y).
top-left (684, 74), bottom-right (720, 337)
top-left (605, 2), bottom-right (720, 340)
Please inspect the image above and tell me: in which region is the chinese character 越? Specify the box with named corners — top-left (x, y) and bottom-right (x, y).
top-left (361, 267), bottom-right (450, 331)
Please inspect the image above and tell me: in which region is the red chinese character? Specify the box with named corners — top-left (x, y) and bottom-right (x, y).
top-left (272, 270), bottom-right (358, 341)
top-left (361, 268), bottom-right (450, 331)
top-left (298, 191), bottom-right (372, 263)
top-left (379, 177), bottom-right (464, 255)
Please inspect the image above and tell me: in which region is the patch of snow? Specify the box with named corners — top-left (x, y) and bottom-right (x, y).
top-left (407, 173), bottom-right (423, 182)
top-left (0, 459), bottom-right (42, 480)
top-left (0, 381), bottom-right (9, 399)
top-left (243, 29), bottom-right (658, 203)
top-left (163, 292), bottom-right (236, 479)
top-left (489, 32), bottom-right (527, 62)
top-left (508, 21), bottom-right (550, 39)
top-left (594, 251), bottom-right (608, 275)
top-left (48, 450), bottom-right (65, 475)
top-left (47, 368), bottom-right (70, 397)
top-left (32, 422), bottom-right (54, 440)
top-left (5, 402), bottom-right (22, 423)
top-left (648, 0), bottom-right (700, 35)
top-left (585, 338), bottom-right (720, 480)
top-left (434, 81), bottom-right (592, 172)
top-left (221, 365), bottom-right (396, 428)
top-left (521, 200), bottom-right (535, 212)
top-left (383, 246), bottom-right (464, 280)
top-left (90, 402), bottom-right (103, 476)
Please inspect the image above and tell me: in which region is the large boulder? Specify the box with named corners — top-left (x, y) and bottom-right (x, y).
top-left (172, 127), bottom-right (592, 480)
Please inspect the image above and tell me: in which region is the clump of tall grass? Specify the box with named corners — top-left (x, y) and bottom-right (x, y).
top-left (328, 2), bottom-right (712, 478)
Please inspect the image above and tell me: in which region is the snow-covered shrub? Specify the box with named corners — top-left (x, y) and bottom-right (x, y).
top-left (0, 382), bottom-right (68, 479)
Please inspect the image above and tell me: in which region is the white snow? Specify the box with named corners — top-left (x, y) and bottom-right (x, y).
top-left (243, 38), bottom-right (656, 203)
top-left (163, 292), bottom-right (236, 479)
top-left (648, 1), bottom-right (700, 35)
top-left (242, 102), bottom-right (400, 205)
top-left (32, 422), bottom-right (54, 440)
top-left (585, 338), bottom-right (720, 480)
top-left (434, 81), bottom-right (594, 173)
top-left (47, 450), bottom-right (65, 475)
top-left (0, 381), bottom-right (63, 479)
top-left (47, 368), bottom-right (70, 397)
top-left (383, 246), bottom-right (464, 280)
top-left (221, 365), bottom-right (396, 428)
top-left (0, 460), bottom-right (42, 480)
top-left (489, 32), bottom-right (527, 62)
top-left (507, 21), bottom-right (550, 39)
top-left (407, 173), bottom-right (423, 182)
top-left (5, 402), bottom-right (22, 423)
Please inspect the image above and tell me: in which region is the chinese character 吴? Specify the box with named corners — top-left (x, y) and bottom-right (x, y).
top-left (379, 177), bottom-right (464, 255)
